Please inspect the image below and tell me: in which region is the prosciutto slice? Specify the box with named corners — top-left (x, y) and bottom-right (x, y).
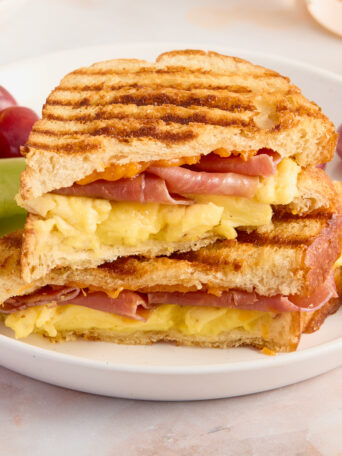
top-left (148, 166), bottom-right (259, 198)
top-left (1, 286), bottom-right (80, 314)
top-left (66, 290), bottom-right (150, 321)
top-left (2, 273), bottom-right (335, 319)
top-left (288, 271), bottom-right (337, 311)
top-left (2, 288), bottom-right (150, 321)
top-left (148, 273), bottom-right (337, 313)
top-left (193, 151), bottom-right (281, 176)
top-left (53, 174), bottom-right (191, 205)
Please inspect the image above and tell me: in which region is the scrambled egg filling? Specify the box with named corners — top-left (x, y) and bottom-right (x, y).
top-left (26, 158), bottom-right (299, 250)
top-left (4, 304), bottom-right (275, 340)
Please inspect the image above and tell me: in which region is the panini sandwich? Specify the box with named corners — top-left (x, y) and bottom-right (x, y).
top-left (17, 50), bottom-right (338, 282)
top-left (1, 209), bottom-right (341, 352)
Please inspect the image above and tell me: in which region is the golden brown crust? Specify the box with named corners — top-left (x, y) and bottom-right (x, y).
top-left (45, 327), bottom-right (299, 353)
top-left (303, 267), bottom-right (342, 334)
top-left (20, 49), bottom-right (337, 200)
top-left (305, 215), bottom-right (342, 294)
top-left (303, 298), bottom-right (340, 334)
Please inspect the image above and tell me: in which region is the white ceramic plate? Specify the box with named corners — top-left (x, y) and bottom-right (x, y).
top-left (1, 43), bottom-right (342, 401)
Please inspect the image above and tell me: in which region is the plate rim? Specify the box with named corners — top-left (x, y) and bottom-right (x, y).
top-left (1, 41), bottom-right (342, 377)
top-left (1, 323), bottom-right (342, 374)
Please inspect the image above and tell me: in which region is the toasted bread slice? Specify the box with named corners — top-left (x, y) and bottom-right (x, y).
top-left (0, 230), bottom-right (331, 353)
top-left (303, 266), bottom-right (342, 334)
top-left (302, 182), bottom-right (342, 330)
top-left (20, 50), bottom-right (337, 200)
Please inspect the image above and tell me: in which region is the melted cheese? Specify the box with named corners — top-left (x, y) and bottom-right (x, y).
top-left (4, 304), bottom-right (274, 340)
top-left (77, 155), bottom-right (201, 185)
top-left (25, 158), bottom-right (298, 251)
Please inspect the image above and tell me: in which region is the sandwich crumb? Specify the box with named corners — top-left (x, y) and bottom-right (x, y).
top-left (261, 347), bottom-right (277, 356)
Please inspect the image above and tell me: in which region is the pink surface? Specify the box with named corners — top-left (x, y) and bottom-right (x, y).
top-left (1, 365), bottom-right (342, 455)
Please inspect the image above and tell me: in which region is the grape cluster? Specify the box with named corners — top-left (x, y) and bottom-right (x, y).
top-left (0, 87), bottom-right (39, 158)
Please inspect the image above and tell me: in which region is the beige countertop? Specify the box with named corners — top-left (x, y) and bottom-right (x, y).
top-left (1, 364), bottom-right (342, 455)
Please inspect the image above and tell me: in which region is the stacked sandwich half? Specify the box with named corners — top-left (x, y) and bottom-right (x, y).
top-left (1, 50), bottom-right (341, 352)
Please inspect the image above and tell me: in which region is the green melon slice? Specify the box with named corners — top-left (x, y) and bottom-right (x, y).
top-left (0, 158), bottom-right (26, 218)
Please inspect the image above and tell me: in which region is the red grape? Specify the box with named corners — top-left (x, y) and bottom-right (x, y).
top-left (337, 124), bottom-right (342, 159)
top-left (0, 86), bottom-right (17, 112)
top-left (0, 106), bottom-right (39, 158)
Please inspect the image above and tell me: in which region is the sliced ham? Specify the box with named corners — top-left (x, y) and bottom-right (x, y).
top-left (148, 166), bottom-right (259, 198)
top-left (148, 273), bottom-right (337, 313)
top-left (52, 150), bottom-right (280, 203)
top-left (147, 290), bottom-right (297, 312)
top-left (66, 290), bottom-right (150, 321)
top-left (288, 271), bottom-right (337, 311)
top-left (2, 273), bottom-right (336, 319)
top-left (2, 288), bottom-right (150, 321)
top-left (53, 174), bottom-right (191, 205)
top-left (2, 286), bottom-right (80, 314)
top-left (53, 166), bottom-right (258, 201)
top-left (193, 151), bottom-right (281, 176)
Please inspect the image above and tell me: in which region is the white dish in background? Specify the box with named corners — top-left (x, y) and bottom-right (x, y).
top-left (306, 0), bottom-right (342, 38)
top-left (0, 42), bottom-right (342, 401)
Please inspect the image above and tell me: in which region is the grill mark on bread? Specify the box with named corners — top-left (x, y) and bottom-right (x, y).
top-left (35, 113), bottom-right (255, 132)
top-left (71, 67), bottom-right (286, 79)
top-left (236, 215), bottom-right (341, 248)
top-left (52, 84), bottom-right (254, 93)
top-left (272, 213), bottom-right (330, 222)
top-left (28, 124), bottom-right (197, 145)
top-left (25, 141), bottom-right (103, 153)
top-left (235, 232), bottom-right (313, 247)
top-left (171, 215), bottom-right (339, 266)
top-left (46, 91), bottom-right (255, 112)
top-left (275, 101), bottom-right (320, 118)
top-left (99, 257), bottom-right (140, 275)
top-left (58, 73), bottom-right (293, 93)
top-left (43, 109), bottom-right (252, 122)
top-left (1, 232), bottom-right (22, 250)
top-left (43, 105), bottom-right (318, 128)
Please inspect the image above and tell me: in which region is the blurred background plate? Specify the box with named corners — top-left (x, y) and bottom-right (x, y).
top-left (0, 42), bottom-right (341, 400)
top-left (306, 0), bottom-right (342, 37)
